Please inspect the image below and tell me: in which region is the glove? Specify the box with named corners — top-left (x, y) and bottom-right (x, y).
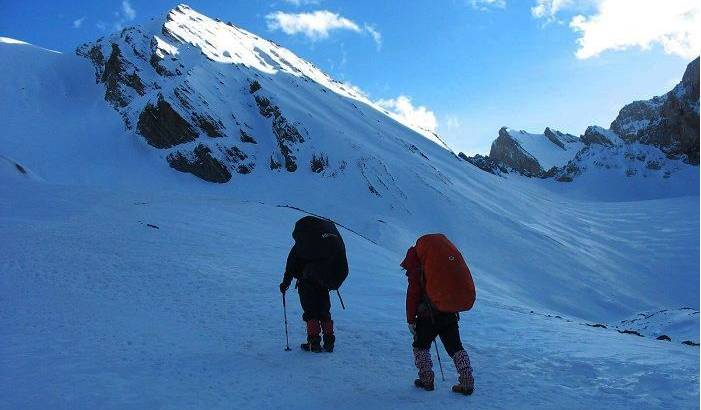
top-left (279, 281), bottom-right (290, 293)
top-left (408, 323), bottom-right (416, 337)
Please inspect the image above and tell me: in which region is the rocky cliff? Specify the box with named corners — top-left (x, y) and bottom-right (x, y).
top-left (462, 57), bottom-right (699, 180)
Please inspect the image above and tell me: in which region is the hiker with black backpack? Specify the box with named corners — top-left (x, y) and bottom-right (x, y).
top-left (401, 234), bottom-right (476, 395)
top-left (279, 216), bottom-right (349, 353)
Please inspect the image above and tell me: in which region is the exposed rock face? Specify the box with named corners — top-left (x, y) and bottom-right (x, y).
top-left (310, 153), bottom-right (329, 173)
top-left (489, 127), bottom-right (543, 176)
top-left (137, 95), bottom-right (198, 148)
top-left (249, 80), bottom-right (261, 94)
top-left (543, 127), bottom-right (571, 150)
top-left (458, 152), bottom-right (507, 175)
top-left (239, 129), bottom-right (257, 144)
top-left (464, 58), bottom-right (699, 181)
top-left (254, 95), bottom-right (304, 172)
top-left (192, 113), bottom-right (224, 138)
top-left (78, 42), bottom-right (146, 108)
top-left (581, 126), bottom-right (616, 147)
top-left (167, 144), bottom-right (231, 183)
top-left (76, 7), bottom-right (317, 182)
top-left (610, 57), bottom-right (699, 164)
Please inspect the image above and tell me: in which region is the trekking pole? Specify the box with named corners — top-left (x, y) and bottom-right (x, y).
top-left (336, 289), bottom-right (346, 310)
top-left (433, 340), bottom-right (446, 382)
top-left (425, 296), bottom-right (445, 382)
top-left (282, 292), bottom-right (292, 351)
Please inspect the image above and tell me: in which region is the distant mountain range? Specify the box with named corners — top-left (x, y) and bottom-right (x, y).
top-left (461, 57), bottom-right (699, 181)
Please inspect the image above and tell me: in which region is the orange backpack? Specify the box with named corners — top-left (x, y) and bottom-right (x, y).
top-left (415, 234), bottom-right (476, 313)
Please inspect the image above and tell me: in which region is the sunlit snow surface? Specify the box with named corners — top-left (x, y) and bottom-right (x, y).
top-left (0, 18), bottom-right (699, 409)
top-left (160, 5), bottom-right (448, 148)
top-left (1, 180), bottom-right (698, 409)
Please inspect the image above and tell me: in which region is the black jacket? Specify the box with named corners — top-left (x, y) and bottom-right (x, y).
top-left (283, 216), bottom-right (349, 290)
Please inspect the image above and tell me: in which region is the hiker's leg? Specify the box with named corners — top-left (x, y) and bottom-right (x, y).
top-left (318, 285), bottom-right (334, 351)
top-left (298, 280), bottom-right (322, 351)
top-left (412, 315), bottom-right (437, 387)
top-left (437, 314), bottom-right (474, 394)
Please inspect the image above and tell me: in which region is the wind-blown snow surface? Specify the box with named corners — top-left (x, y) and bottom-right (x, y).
top-left (1, 24), bottom-right (699, 410)
top-left (506, 128), bottom-right (584, 170)
top-left (1, 179), bottom-right (699, 409)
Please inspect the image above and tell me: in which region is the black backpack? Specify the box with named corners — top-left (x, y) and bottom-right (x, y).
top-left (292, 216), bottom-right (348, 290)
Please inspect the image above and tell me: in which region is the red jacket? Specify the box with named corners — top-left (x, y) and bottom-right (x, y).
top-left (401, 246), bottom-right (423, 324)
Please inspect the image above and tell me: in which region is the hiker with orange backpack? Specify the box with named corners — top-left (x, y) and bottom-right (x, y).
top-left (401, 234), bottom-right (476, 395)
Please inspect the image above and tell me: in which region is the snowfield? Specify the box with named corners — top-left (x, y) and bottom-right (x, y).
top-left (507, 128), bottom-right (584, 170)
top-left (0, 6), bottom-right (699, 408)
top-left (1, 179), bottom-right (698, 409)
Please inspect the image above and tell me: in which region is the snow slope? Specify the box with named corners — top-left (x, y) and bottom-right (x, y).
top-left (1, 178), bottom-right (698, 409)
top-left (543, 142), bottom-right (700, 201)
top-left (0, 36), bottom-right (169, 187)
top-left (0, 5), bottom-right (699, 408)
top-left (3, 33), bottom-right (697, 323)
top-left (507, 128), bottom-right (584, 170)
top-left (615, 308), bottom-right (699, 343)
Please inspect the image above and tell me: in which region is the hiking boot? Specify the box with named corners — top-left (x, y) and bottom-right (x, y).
top-left (322, 334), bottom-right (335, 352)
top-left (321, 319), bottom-right (335, 352)
top-left (301, 336), bottom-right (322, 353)
top-left (413, 348), bottom-right (435, 391)
top-left (451, 375), bottom-right (474, 395)
top-left (302, 320), bottom-right (322, 352)
top-left (451, 350), bottom-right (474, 395)
top-left (414, 375), bottom-right (435, 391)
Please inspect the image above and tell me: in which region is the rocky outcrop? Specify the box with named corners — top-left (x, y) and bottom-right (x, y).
top-left (167, 144), bottom-right (231, 183)
top-left (464, 58), bottom-right (699, 181)
top-left (581, 126), bottom-right (616, 147)
top-left (137, 95), bottom-right (198, 148)
top-left (489, 127), bottom-right (543, 176)
top-left (78, 44), bottom-right (105, 81)
top-left (458, 152), bottom-right (507, 175)
top-left (222, 145), bottom-right (255, 175)
top-left (192, 113), bottom-right (224, 138)
top-left (543, 127), bottom-right (576, 150)
top-left (310, 153), bottom-right (329, 173)
top-left (239, 129), bottom-right (257, 144)
top-left (149, 36), bottom-right (179, 77)
top-left (249, 80), bottom-right (261, 94)
top-left (81, 43), bottom-right (146, 108)
top-left (255, 95), bottom-right (304, 172)
top-left (610, 57), bottom-right (699, 164)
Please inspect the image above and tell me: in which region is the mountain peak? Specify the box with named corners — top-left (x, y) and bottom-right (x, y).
top-left (73, 4), bottom-right (453, 186)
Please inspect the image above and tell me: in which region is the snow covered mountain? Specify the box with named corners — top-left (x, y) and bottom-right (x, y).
top-left (1, 5), bottom-right (698, 409)
top-left (463, 58), bottom-right (699, 183)
top-left (74, 4), bottom-right (449, 183)
top-left (461, 127), bottom-right (584, 177)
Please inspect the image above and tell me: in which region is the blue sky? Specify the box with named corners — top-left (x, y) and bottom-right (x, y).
top-left (1, 0), bottom-right (697, 154)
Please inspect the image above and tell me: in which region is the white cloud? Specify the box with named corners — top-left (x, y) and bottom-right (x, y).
top-left (72, 17), bottom-right (86, 29)
top-left (531, 0), bottom-right (573, 22)
top-left (122, 0), bottom-right (136, 21)
top-left (470, 0), bottom-right (506, 11)
top-left (266, 10), bottom-right (382, 51)
top-left (569, 0), bottom-right (699, 59)
top-left (282, 0), bottom-right (321, 5)
top-left (375, 95), bottom-right (438, 133)
top-left (532, 0), bottom-right (700, 59)
top-left (266, 10), bottom-right (361, 40)
top-left (364, 24), bottom-right (382, 51)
